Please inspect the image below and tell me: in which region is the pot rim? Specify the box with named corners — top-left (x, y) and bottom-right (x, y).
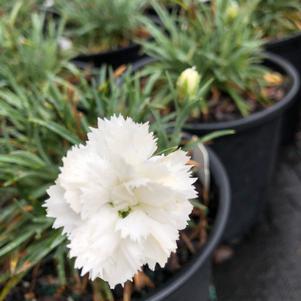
top-left (132, 53), bottom-right (300, 132)
top-left (74, 42), bottom-right (140, 61)
top-left (266, 31), bottom-right (301, 48)
top-left (72, 15), bottom-right (162, 63)
top-left (143, 147), bottom-right (231, 301)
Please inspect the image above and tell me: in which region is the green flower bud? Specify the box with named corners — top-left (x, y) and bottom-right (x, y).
top-left (226, 1), bottom-right (239, 21)
top-left (176, 67), bottom-right (201, 101)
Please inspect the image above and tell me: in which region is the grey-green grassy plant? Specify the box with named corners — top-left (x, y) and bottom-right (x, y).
top-left (0, 10), bottom-right (72, 89)
top-left (245, 0), bottom-right (301, 39)
top-left (0, 0), bottom-right (54, 31)
top-left (55, 0), bottom-right (148, 54)
top-left (140, 0), bottom-right (271, 117)
top-left (0, 65), bottom-right (208, 299)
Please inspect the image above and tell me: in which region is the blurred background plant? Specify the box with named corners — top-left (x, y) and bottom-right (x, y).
top-left (53, 0), bottom-right (149, 55)
top-left (244, 0), bottom-right (301, 39)
top-left (139, 0), bottom-right (285, 119)
top-left (0, 0), bottom-right (49, 29)
top-left (0, 5), bottom-right (72, 90)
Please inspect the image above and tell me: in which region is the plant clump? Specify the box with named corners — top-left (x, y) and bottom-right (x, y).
top-left (246, 0), bottom-right (301, 39)
top-left (54, 0), bottom-right (149, 54)
top-left (0, 4), bottom-right (71, 89)
top-left (140, 0), bottom-right (290, 120)
top-left (0, 64), bottom-right (212, 300)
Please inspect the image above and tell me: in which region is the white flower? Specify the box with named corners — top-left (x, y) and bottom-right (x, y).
top-left (44, 0), bottom-right (54, 8)
top-left (176, 67), bottom-right (201, 101)
top-left (58, 37), bottom-right (73, 51)
top-left (44, 115), bottom-right (197, 288)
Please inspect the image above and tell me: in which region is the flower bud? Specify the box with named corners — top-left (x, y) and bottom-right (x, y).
top-left (226, 1), bottom-right (239, 21)
top-left (58, 37), bottom-right (73, 51)
top-left (176, 67), bottom-right (201, 101)
top-left (44, 0), bottom-right (54, 8)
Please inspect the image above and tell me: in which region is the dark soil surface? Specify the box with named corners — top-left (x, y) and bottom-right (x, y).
top-left (190, 77), bottom-right (290, 123)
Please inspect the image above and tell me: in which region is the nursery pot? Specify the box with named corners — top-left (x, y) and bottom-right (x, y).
top-left (145, 4), bottom-right (179, 17)
top-left (265, 32), bottom-right (301, 144)
top-left (72, 16), bottom-right (162, 69)
top-left (139, 147), bottom-right (230, 301)
top-left (73, 43), bottom-right (144, 69)
top-left (184, 53), bottom-right (299, 242)
top-left (132, 53), bottom-right (299, 243)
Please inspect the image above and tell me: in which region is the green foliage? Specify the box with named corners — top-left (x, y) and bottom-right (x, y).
top-left (0, 8), bottom-right (72, 89)
top-left (55, 0), bottom-right (148, 54)
top-left (0, 0), bottom-right (237, 297)
top-left (140, 0), bottom-right (269, 116)
top-left (247, 0), bottom-right (301, 39)
top-left (0, 0), bottom-right (46, 28)
top-left (0, 65), bottom-right (203, 297)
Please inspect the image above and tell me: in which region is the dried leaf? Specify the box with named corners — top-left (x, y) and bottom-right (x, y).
top-left (264, 72), bottom-right (283, 86)
top-left (123, 281), bottom-right (132, 301)
top-left (186, 159), bottom-right (200, 167)
top-left (213, 245), bottom-right (235, 264)
top-left (134, 271), bottom-right (154, 291)
top-left (114, 65), bottom-right (127, 78)
top-left (180, 233), bottom-right (196, 254)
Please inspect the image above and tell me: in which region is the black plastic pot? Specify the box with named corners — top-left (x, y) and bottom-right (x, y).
top-left (71, 15), bottom-right (163, 70)
top-left (184, 54), bottom-right (299, 242)
top-left (132, 53), bottom-right (299, 243)
top-left (266, 32), bottom-right (301, 75)
top-left (138, 148), bottom-right (230, 301)
top-left (265, 32), bottom-right (301, 144)
top-left (72, 43), bottom-right (144, 69)
top-left (145, 5), bottom-right (179, 17)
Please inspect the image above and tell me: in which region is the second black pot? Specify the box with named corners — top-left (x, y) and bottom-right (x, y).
top-left (72, 43), bottom-right (144, 69)
top-left (131, 53), bottom-right (299, 242)
top-left (184, 53), bottom-right (299, 242)
top-left (265, 32), bottom-right (301, 144)
top-left (138, 147), bottom-right (230, 301)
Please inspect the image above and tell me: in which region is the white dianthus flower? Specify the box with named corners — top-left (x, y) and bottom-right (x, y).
top-left (44, 115), bottom-right (197, 288)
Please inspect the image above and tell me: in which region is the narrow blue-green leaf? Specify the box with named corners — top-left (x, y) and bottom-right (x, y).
top-left (29, 118), bottom-right (81, 145)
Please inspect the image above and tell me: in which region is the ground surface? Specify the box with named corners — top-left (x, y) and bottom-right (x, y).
top-left (213, 138), bottom-right (301, 301)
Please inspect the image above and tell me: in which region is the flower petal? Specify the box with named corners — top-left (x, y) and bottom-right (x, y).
top-left (44, 184), bottom-right (79, 235)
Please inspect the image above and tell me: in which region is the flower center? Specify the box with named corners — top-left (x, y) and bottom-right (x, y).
top-left (109, 182), bottom-right (139, 215)
top-left (118, 208), bottom-right (132, 218)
